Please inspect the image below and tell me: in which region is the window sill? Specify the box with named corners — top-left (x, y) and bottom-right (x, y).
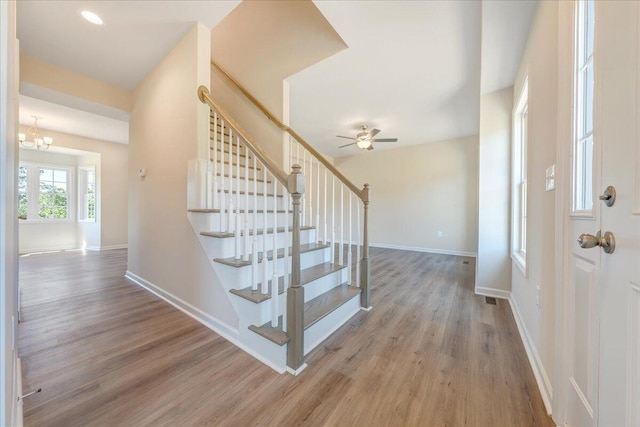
top-left (78, 219), bottom-right (96, 223)
top-left (511, 252), bottom-right (527, 277)
top-left (20, 219), bottom-right (75, 224)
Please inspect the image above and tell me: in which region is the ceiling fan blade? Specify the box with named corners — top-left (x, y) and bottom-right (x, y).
top-left (367, 145), bottom-right (374, 151)
top-left (336, 135), bottom-right (357, 140)
top-left (371, 138), bottom-right (398, 143)
top-left (339, 142), bottom-right (357, 148)
top-left (368, 128), bottom-right (381, 138)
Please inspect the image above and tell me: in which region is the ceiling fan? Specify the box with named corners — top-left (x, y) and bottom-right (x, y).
top-left (337, 125), bottom-right (398, 151)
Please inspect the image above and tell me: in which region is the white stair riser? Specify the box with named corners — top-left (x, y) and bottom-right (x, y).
top-left (212, 194), bottom-right (286, 211)
top-left (199, 229), bottom-right (317, 256)
top-left (189, 212), bottom-right (292, 232)
top-left (216, 248), bottom-right (329, 287)
top-left (304, 293), bottom-right (361, 355)
top-left (214, 175), bottom-right (278, 189)
top-left (301, 268), bottom-right (348, 302)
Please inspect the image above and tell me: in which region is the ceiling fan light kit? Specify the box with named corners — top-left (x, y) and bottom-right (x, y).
top-left (337, 124), bottom-right (398, 151)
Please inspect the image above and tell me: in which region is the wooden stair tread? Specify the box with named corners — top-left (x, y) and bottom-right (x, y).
top-left (200, 225), bottom-right (314, 239)
top-left (220, 190), bottom-right (283, 198)
top-left (216, 173), bottom-right (271, 183)
top-left (248, 284), bottom-right (361, 346)
top-left (229, 262), bottom-right (345, 303)
top-left (188, 208), bottom-right (287, 213)
top-left (211, 147), bottom-right (250, 158)
top-left (214, 242), bottom-right (330, 267)
top-left (209, 160), bottom-right (261, 170)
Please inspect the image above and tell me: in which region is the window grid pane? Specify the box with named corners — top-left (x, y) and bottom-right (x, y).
top-left (38, 168), bottom-right (69, 219)
top-left (573, 0), bottom-right (595, 213)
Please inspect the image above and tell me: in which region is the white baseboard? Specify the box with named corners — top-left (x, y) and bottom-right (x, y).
top-left (370, 242), bottom-right (477, 258)
top-left (286, 363), bottom-right (308, 376)
top-left (124, 271), bottom-right (286, 374)
top-left (18, 244), bottom-right (79, 255)
top-left (86, 244), bottom-right (128, 251)
top-left (508, 294), bottom-right (553, 415)
top-left (102, 244), bottom-right (128, 251)
top-left (475, 286), bottom-right (511, 300)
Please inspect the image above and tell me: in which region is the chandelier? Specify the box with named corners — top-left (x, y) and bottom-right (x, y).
top-left (19, 116), bottom-right (53, 150)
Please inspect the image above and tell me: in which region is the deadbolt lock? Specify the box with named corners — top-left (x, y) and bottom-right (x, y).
top-left (599, 186), bottom-right (616, 207)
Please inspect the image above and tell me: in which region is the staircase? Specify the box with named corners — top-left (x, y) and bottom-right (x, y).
top-left (187, 77), bottom-right (371, 374)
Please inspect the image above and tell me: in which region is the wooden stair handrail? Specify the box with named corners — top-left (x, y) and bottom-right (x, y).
top-left (198, 86), bottom-right (289, 188)
top-left (211, 60), bottom-right (365, 200)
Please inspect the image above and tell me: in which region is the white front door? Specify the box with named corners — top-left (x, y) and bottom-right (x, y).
top-left (595, 2), bottom-right (640, 426)
top-left (563, 1), bottom-right (640, 426)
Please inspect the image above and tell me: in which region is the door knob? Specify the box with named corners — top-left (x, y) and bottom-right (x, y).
top-left (598, 186), bottom-right (616, 207)
top-left (577, 231), bottom-right (616, 254)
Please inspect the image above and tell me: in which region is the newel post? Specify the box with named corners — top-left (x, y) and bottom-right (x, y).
top-left (287, 164), bottom-right (305, 372)
top-left (360, 184), bottom-right (372, 309)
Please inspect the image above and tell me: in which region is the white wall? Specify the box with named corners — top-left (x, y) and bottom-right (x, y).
top-left (128, 23), bottom-right (239, 329)
top-left (335, 136), bottom-right (479, 256)
top-left (0, 0), bottom-right (19, 424)
top-left (476, 87), bottom-right (513, 295)
top-left (510, 0), bottom-right (558, 411)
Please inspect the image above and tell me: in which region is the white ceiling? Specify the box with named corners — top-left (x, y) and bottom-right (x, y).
top-left (16, 0), bottom-right (536, 155)
top-left (17, 0), bottom-right (240, 90)
top-left (288, 0), bottom-right (537, 158)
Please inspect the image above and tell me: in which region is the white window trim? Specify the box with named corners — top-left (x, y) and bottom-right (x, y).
top-left (19, 161), bottom-right (75, 223)
top-left (78, 166), bottom-right (97, 223)
top-left (511, 77), bottom-right (529, 275)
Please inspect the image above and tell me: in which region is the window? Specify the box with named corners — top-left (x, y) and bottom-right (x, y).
top-left (78, 167), bottom-right (96, 222)
top-left (572, 0), bottom-right (595, 213)
top-left (512, 79), bottom-right (529, 270)
top-left (19, 163), bottom-right (74, 221)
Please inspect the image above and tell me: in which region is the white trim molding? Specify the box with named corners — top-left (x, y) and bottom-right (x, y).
top-left (509, 294), bottom-right (554, 415)
top-left (370, 242), bottom-right (477, 258)
top-left (475, 287), bottom-right (511, 300)
top-left (124, 271), bottom-right (286, 375)
top-left (86, 244), bottom-right (128, 251)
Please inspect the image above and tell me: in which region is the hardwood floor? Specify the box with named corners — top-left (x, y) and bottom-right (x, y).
top-left (19, 248), bottom-right (554, 426)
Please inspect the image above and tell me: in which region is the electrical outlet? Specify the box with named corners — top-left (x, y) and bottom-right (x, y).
top-left (437, 231), bottom-right (443, 238)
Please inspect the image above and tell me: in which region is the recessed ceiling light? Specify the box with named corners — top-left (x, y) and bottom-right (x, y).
top-left (80, 10), bottom-right (103, 25)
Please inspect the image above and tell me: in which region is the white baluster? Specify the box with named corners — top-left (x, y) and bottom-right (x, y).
top-left (348, 192), bottom-right (352, 285)
top-left (243, 144), bottom-right (250, 261)
top-left (235, 214), bottom-right (241, 260)
top-left (339, 183), bottom-right (344, 266)
top-left (284, 192), bottom-right (290, 289)
top-left (253, 155), bottom-right (258, 291)
top-left (302, 149), bottom-right (306, 227)
top-left (261, 167), bottom-right (268, 295)
top-left (283, 191), bottom-right (289, 334)
top-left (251, 239), bottom-right (258, 291)
top-left (236, 136), bottom-right (241, 239)
top-left (309, 154), bottom-right (313, 229)
top-left (228, 128), bottom-right (234, 233)
top-left (220, 120), bottom-right (226, 232)
top-left (271, 183), bottom-right (278, 327)
top-left (323, 166), bottom-right (327, 245)
top-left (207, 113), bottom-right (213, 209)
top-left (219, 190), bottom-right (226, 233)
top-left (331, 174), bottom-right (335, 263)
top-left (212, 112), bottom-right (218, 210)
top-left (316, 157), bottom-right (320, 243)
top-left (357, 201), bottom-right (361, 287)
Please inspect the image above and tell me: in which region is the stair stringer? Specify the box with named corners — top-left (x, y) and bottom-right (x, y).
top-left (187, 211), bottom-right (288, 372)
